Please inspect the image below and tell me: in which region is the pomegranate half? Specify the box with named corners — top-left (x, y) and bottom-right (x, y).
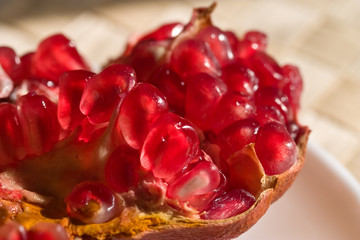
top-left (0, 3), bottom-right (310, 240)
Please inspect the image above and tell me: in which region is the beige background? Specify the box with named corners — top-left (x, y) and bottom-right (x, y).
top-left (1, 0), bottom-right (360, 183)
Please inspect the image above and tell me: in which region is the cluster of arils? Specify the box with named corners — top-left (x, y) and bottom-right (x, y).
top-left (0, 4), bottom-right (308, 240)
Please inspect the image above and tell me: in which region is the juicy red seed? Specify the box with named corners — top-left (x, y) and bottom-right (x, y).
top-left (140, 112), bottom-right (200, 179)
top-left (185, 73), bottom-right (227, 131)
top-left (58, 70), bottom-right (95, 130)
top-left (105, 146), bottom-right (140, 193)
top-left (0, 47), bottom-right (23, 84)
top-left (0, 56), bottom-right (14, 99)
top-left (254, 105), bottom-right (286, 125)
top-left (148, 65), bottom-right (186, 115)
top-left (287, 121), bottom-right (301, 142)
top-left (27, 222), bottom-right (69, 240)
top-left (255, 122), bottom-right (297, 175)
top-left (139, 22), bottom-right (184, 41)
top-left (9, 79), bottom-right (58, 104)
top-left (243, 52), bottom-right (284, 88)
top-left (0, 103), bottom-right (25, 167)
top-left (32, 34), bottom-right (90, 83)
top-left (19, 52), bottom-right (34, 80)
top-left (211, 92), bottom-right (256, 134)
top-left (123, 40), bottom-right (168, 83)
top-left (167, 153), bottom-right (220, 201)
top-left (0, 221), bottom-right (27, 240)
top-left (116, 83), bottom-right (169, 149)
top-left (237, 31), bottom-right (267, 59)
top-left (65, 181), bottom-right (120, 224)
top-left (224, 31), bottom-right (239, 53)
top-left (255, 86), bottom-right (291, 121)
top-left (170, 38), bottom-right (221, 77)
top-left (221, 61), bottom-right (259, 96)
top-left (201, 189), bottom-right (255, 220)
top-left (195, 26), bottom-right (234, 65)
top-left (282, 64), bottom-right (303, 115)
top-left (80, 64), bottom-right (136, 124)
top-left (17, 92), bottom-right (60, 155)
top-left (216, 118), bottom-right (259, 160)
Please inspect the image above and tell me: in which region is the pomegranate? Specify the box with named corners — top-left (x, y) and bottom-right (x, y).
top-left (0, 3), bottom-right (310, 240)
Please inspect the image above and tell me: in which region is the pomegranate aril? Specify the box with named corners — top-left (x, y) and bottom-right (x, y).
top-left (194, 26), bottom-right (234, 65)
top-left (201, 189), bottom-right (255, 220)
top-left (121, 40), bottom-right (168, 83)
top-left (282, 64), bottom-right (303, 115)
top-left (0, 103), bottom-right (25, 167)
top-left (0, 221), bottom-right (27, 240)
top-left (167, 153), bottom-right (220, 202)
top-left (244, 52), bottom-right (283, 88)
top-left (0, 47), bottom-right (23, 84)
top-left (237, 31), bottom-right (267, 59)
top-left (32, 34), bottom-right (90, 83)
top-left (216, 118), bottom-right (259, 161)
top-left (80, 64), bottom-right (136, 124)
top-left (19, 52), bottom-right (34, 80)
top-left (65, 181), bottom-right (121, 224)
top-left (0, 58), bottom-right (14, 99)
top-left (255, 122), bottom-right (297, 175)
top-left (224, 31), bottom-right (239, 53)
top-left (254, 105), bottom-right (286, 125)
top-left (221, 61), bottom-right (259, 96)
top-left (148, 65), bottom-right (186, 115)
top-left (116, 83), bottom-right (169, 149)
top-left (255, 86), bottom-right (291, 121)
top-left (169, 38), bottom-right (221, 77)
top-left (10, 80), bottom-right (58, 104)
top-left (139, 22), bottom-right (184, 41)
top-left (185, 73), bottom-right (227, 131)
top-left (58, 70), bottom-right (95, 130)
top-left (140, 112), bottom-right (200, 179)
top-left (105, 146), bottom-right (140, 193)
top-left (17, 92), bottom-right (60, 155)
top-left (27, 222), bottom-right (69, 240)
top-left (211, 92), bottom-right (255, 134)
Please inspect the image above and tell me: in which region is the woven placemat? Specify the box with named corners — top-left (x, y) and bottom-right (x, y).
top-left (1, 0), bottom-right (360, 182)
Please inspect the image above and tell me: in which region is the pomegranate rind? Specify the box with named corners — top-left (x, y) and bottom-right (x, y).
top-left (6, 127), bottom-right (309, 240)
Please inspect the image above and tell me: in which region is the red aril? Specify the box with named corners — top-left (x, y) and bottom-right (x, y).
top-left (27, 222), bottom-right (69, 240)
top-left (169, 39), bottom-right (221, 77)
top-left (105, 146), bottom-right (140, 193)
top-left (216, 118), bottom-right (259, 161)
top-left (201, 189), bottom-right (256, 220)
top-left (185, 73), bottom-right (227, 131)
top-left (58, 70), bottom-right (95, 130)
top-left (243, 52), bottom-right (284, 88)
top-left (237, 31), bottom-right (267, 59)
top-left (80, 64), bottom-right (136, 124)
top-left (116, 83), bottom-right (169, 149)
top-left (0, 47), bottom-right (23, 85)
top-left (282, 64), bottom-right (303, 115)
top-left (255, 122), bottom-right (297, 175)
top-left (255, 86), bottom-right (291, 122)
top-left (166, 153), bottom-right (220, 202)
top-left (65, 181), bottom-right (122, 224)
top-left (140, 112), bottom-right (200, 179)
top-left (0, 103), bottom-right (25, 168)
top-left (16, 92), bottom-right (60, 156)
top-left (148, 65), bottom-right (186, 115)
top-left (211, 92), bottom-right (256, 133)
top-left (221, 61), bottom-right (259, 96)
top-left (194, 26), bottom-right (234, 65)
top-left (139, 22), bottom-right (184, 41)
top-left (31, 34), bottom-right (90, 84)
top-left (0, 221), bottom-right (27, 240)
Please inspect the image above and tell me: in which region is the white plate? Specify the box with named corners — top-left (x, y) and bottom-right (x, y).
top-left (237, 141), bottom-right (360, 240)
